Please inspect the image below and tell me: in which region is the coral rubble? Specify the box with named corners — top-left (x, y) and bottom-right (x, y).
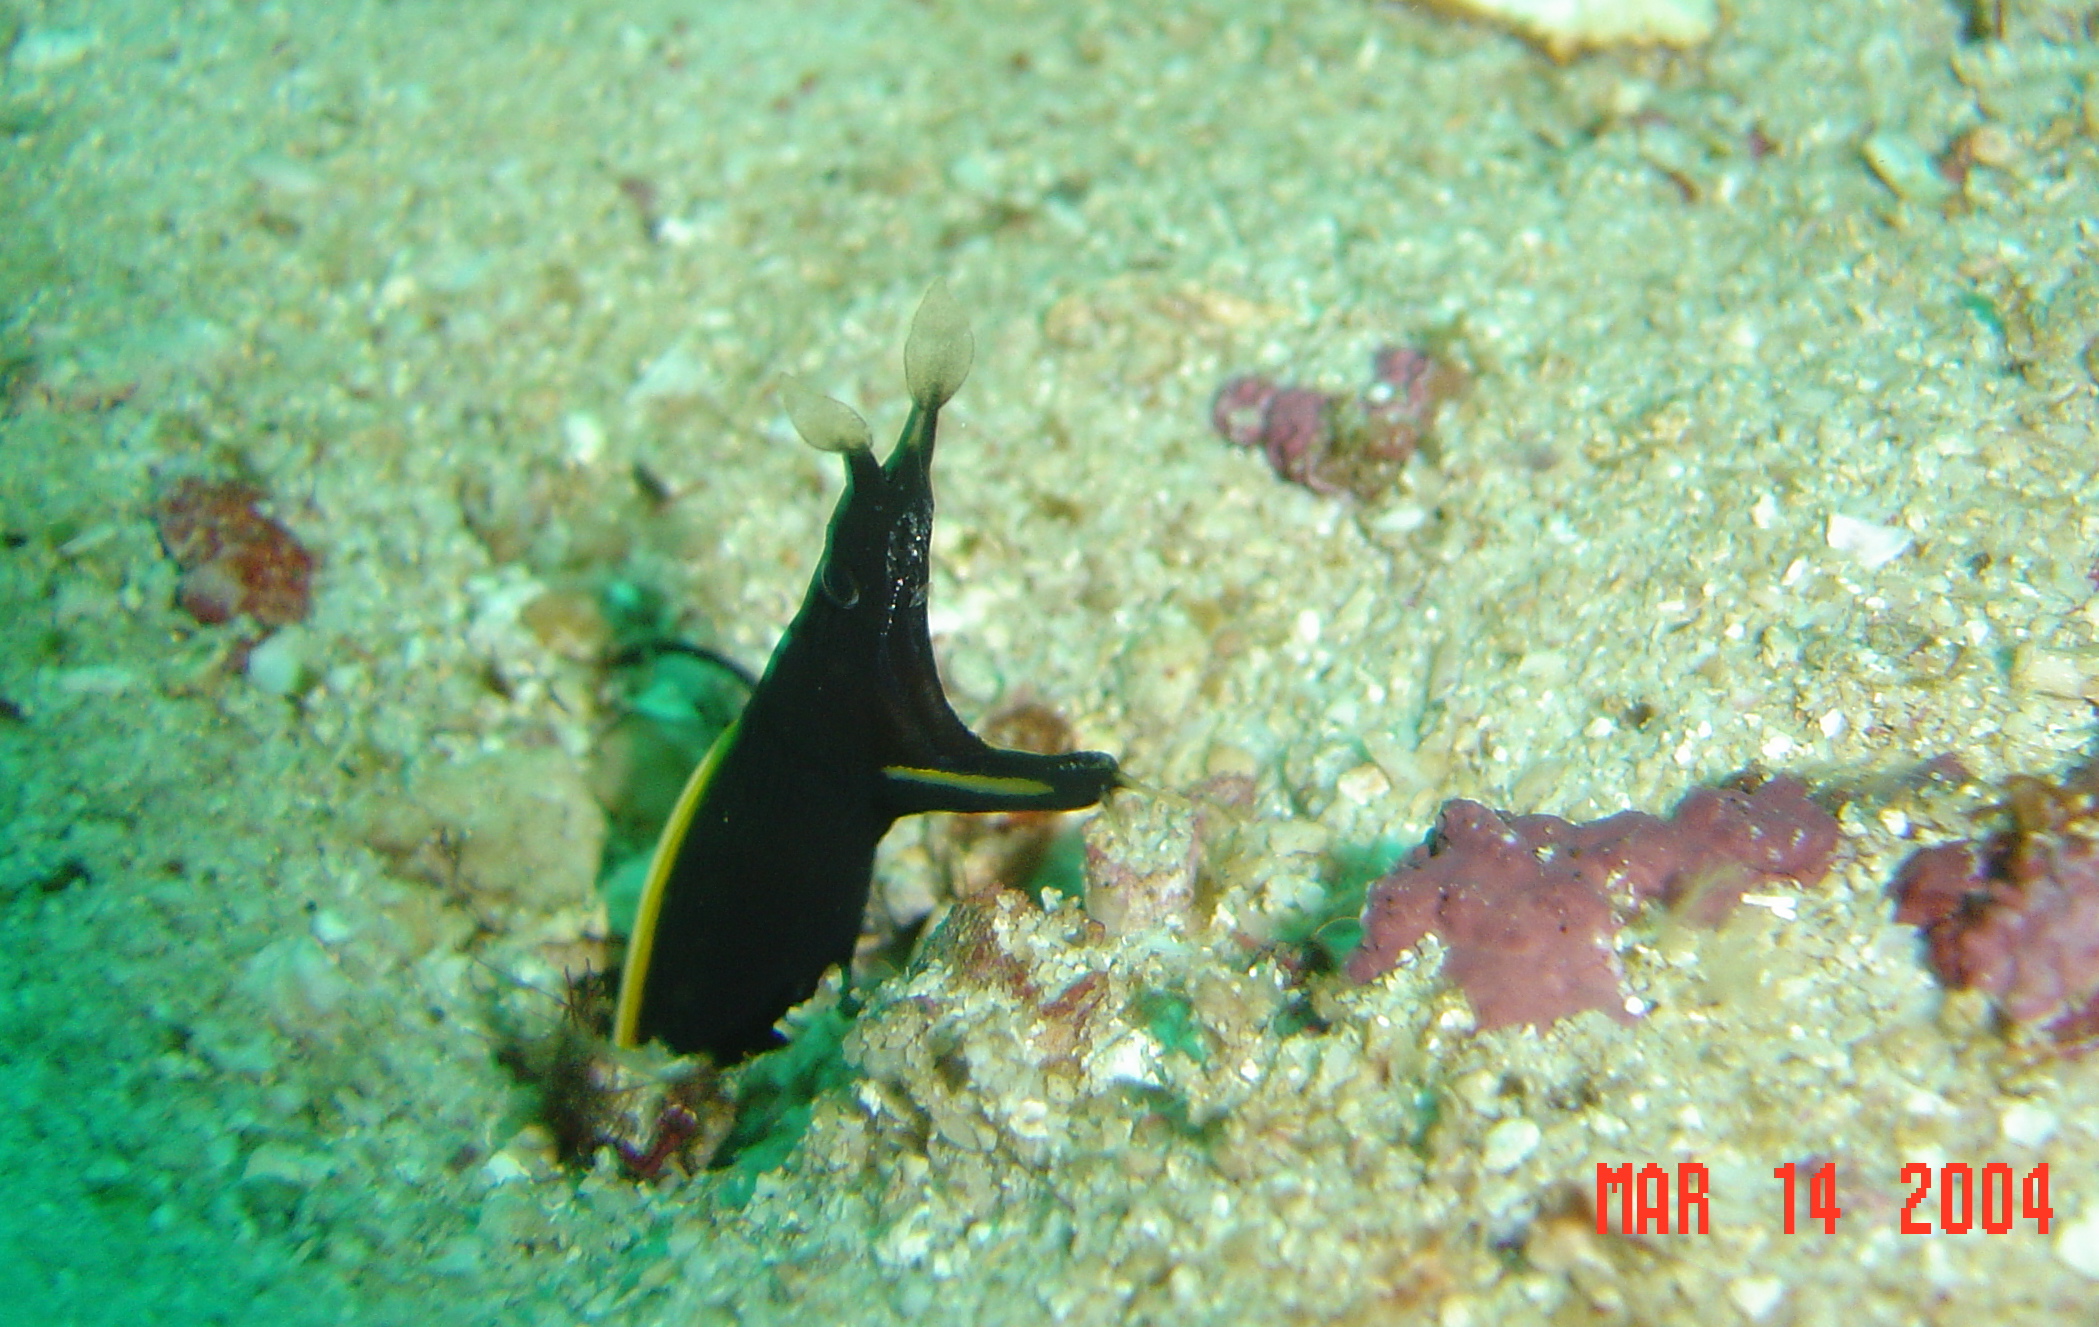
top-left (1430, 0), bottom-right (1719, 60)
top-left (1210, 344), bottom-right (1462, 500)
top-left (151, 476), bottom-right (314, 628)
top-left (1890, 763), bottom-right (2099, 1050)
top-left (1347, 775), bottom-right (1838, 1030)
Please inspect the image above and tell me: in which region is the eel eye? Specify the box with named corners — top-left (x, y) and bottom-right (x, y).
top-left (821, 562), bottom-right (860, 609)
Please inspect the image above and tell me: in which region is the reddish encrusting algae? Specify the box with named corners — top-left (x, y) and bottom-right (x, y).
top-left (1210, 344), bottom-right (1464, 500)
top-left (1348, 775), bottom-right (1839, 1031)
top-left (152, 477), bottom-right (314, 628)
top-left (1890, 762), bottom-right (2099, 1052)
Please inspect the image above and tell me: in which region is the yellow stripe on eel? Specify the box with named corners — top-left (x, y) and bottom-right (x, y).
top-left (882, 766), bottom-right (1058, 799)
top-left (613, 720), bottom-right (738, 1049)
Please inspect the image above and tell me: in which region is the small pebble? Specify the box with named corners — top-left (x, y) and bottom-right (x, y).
top-left (1861, 130), bottom-right (1954, 206)
top-left (1728, 1276), bottom-right (1786, 1321)
top-left (562, 411), bottom-right (606, 468)
top-left (1481, 1117), bottom-right (1541, 1171)
top-left (247, 628), bottom-right (307, 696)
top-left (478, 1150), bottom-right (531, 1187)
top-left (1434, 0), bottom-right (1716, 55)
top-left (308, 908), bottom-right (353, 947)
top-left (11, 26), bottom-right (97, 73)
top-left (2012, 646), bottom-right (2099, 702)
top-left (1825, 513), bottom-right (1912, 569)
top-left (1335, 763), bottom-right (1392, 806)
top-left (2000, 1101), bottom-right (2058, 1148)
top-left (2058, 1214), bottom-right (2099, 1280)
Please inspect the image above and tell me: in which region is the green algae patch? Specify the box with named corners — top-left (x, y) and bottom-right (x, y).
top-left (711, 1003), bottom-right (857, 1208)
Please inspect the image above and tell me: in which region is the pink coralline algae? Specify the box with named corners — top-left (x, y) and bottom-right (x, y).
top-left (1210, 344), bottom-right (1463, 500)
top-left (1346, 776), bottom-right (1839, 1031)
top-left (152, 477), bottom-right (315, 628)
top-left (1890, 765), bottom-right (2099, 1051)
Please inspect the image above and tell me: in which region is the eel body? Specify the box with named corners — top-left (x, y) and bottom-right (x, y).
top-left (614, 284), bottom-right (1121, 1060)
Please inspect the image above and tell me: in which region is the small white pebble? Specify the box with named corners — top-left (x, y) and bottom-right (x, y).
top-left (1006, 1099), bottom-right (1050, 1141)
top-left (11, 27), bottom-right (98, 73)
top-left (1750, 493), bottom-right (1778, 529)
top-left (1372, 503), bottom-right (1429, 534)
top-left (2013, 647), bottom-right (2099, 701)
top-left (1090, 1033), bottom-right (1158, 1088)
top-left (561, 411), bottom-right (606, 468)
top-left (2058, 1215), bottom-right (2099, 1279)
top-left (1728, 1275), bottom-right (1786, 1321)
top-left (1826, 513), bottom-right (1912, 569)
top-left (1740, 893), bottom-right (1798, 920)
top-left (1481, 1117), bottom-right (1541, 1172)
top-left (479, 1151), bottom-right (530, 1187)
top-left (309, 909), bottom-right (353, 947)
top-left (2001, 1102), bottom-right (2059, 1148)
top-left (855, 1081), bottom-right (890, 1119)
top-left (1860, 130), bottom-right (1954, 205)
top-left (247, 155), bottom-right (324, 199)
top-left (247, 628), bottom-right (307, 696)
top-left (1335, 762), bottom-right (1391, 805)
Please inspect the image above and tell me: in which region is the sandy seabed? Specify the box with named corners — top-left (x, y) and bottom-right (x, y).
top-left (4, 0), bottom-right (2099, 1323)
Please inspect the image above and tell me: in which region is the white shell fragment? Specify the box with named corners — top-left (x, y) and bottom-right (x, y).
top-left (1427, 0), bottom-right (1717, 57)
top-left (1861, 130), bottom-right (1955, 206)
top-left (1825, 513), bottom-right (1912, 569)
top-left (778, 374), bottom-right (872, 454)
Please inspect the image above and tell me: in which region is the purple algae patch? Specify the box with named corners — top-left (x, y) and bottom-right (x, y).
top-left (1890, 765), bottom-right (2099, 1051)
top-left (1346, 776), bottom-right (1838, 1031)
top-left (1209, 374), bottom-right (1278, 449)
top-left (1208, 344), bottom-right (1462, 500)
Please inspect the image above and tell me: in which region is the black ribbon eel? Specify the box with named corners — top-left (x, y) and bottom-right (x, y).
top-left (613, 282), bottom-right (1122, 1061)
